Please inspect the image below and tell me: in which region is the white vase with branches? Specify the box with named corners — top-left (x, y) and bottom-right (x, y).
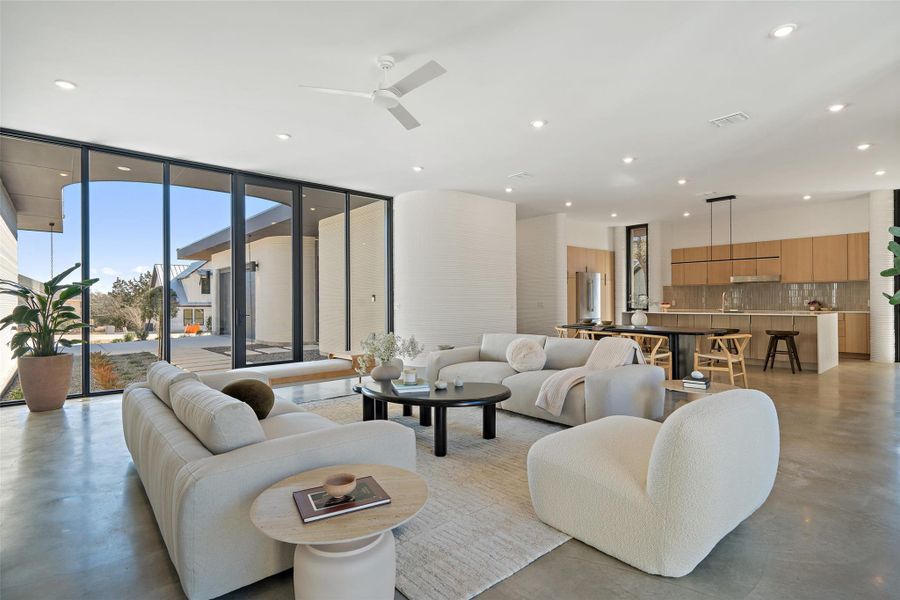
top-left (357, 332), bottom-right (424, 381)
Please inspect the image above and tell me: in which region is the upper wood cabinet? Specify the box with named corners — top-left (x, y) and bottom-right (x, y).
top-left (671, 248), bottom-right (684, 264)
top-left (707, 260), bottom-right (733, 285)
top-left (813, 235), bottom-right (848, 282)
top-left (757, 240), bottom-right (781, 258)
top-left (710, 244), bottom-right (731, 261)
top-left (682, 246), bottom-right (710, 262)
top-left (781, 237), bottom-right (814, 283)
top-left (756, 257), bottom-right (781, 277)
top-left (732, 242), bottom-right (757, 260)
top-left (847, 232), bottom-right (869, 281)
top-left (671, 262), bottom-right (685, 286)
top-left (733, 259), bottom-right (757, 276)
top-left (683, 262), bottom-right (708, 285)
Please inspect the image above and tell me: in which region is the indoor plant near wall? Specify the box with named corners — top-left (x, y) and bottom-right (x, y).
top-left (0, 263), bottom-right (97, 412)
top-left (356, 332), bottom-right (423, 381)
top-left (880, 226), bottom-right (900, 306)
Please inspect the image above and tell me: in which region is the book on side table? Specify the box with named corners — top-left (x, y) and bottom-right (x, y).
top-left (682, 375), bottom-right (711, 390)
top-left (293, 476), bottom-right (391, 523)
top-left (389, 378), bottom-right (431, 394)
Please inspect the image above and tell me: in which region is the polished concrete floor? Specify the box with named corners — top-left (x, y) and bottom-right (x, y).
top-left (1, 360), bottom-right (898, 599)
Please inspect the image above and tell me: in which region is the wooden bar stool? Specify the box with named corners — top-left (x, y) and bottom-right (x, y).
top-left (763, 330), bottom-right (802, 373)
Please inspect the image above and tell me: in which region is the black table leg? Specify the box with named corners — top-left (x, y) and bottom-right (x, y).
top-left (362, 396), bottom-right (374, 421)
top-left (675, 334), bottom-right (697, 380)
top-left (483, 404), bottom-right (496, 439)
top-left (668, 334), bottom-right (679, 378)
top-left (419, 406), bottom-right (432, 427)
top-left (434, 407), bottom-right (447, 457)
top-left (402, 405), bottom-right (413, 417)
top-left (375, 400), bottom-right (388, 420)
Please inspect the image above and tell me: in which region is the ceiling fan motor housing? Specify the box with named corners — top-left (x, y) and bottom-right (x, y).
top-left (372, 88), bottom-right (400, 108)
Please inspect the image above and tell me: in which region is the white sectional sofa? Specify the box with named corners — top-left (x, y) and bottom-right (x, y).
top-left (427, 333), bottom-right (665, 426)
top-left (122, 362), bottom-right (415, 600)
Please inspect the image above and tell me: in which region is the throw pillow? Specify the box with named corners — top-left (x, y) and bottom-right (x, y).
top-left (221, 379), bottom-right (275, 420)
top-left (506, 338), bottom-right (547, 372)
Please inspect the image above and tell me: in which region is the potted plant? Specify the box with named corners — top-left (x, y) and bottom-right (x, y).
top-left (880, 226), bottom-right (900, 306)
top-left (0, 263), bottom-right (97, 412)
top-left (356, 332), bottom-right (423, 381)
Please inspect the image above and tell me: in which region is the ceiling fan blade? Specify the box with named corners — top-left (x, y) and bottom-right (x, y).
top-left (387, 104), bottom-right (421, 130)
top-left (390, 60), bottom-right (446, 96)
top-left (298, 85), bottom-right (372, 99)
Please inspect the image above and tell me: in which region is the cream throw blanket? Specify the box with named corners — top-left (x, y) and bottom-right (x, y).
top-left (535, 337), bottom-right (645, 417)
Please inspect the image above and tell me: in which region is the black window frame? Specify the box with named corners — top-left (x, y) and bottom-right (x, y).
top-left (0, 127), bottom-right (394, 402)
top-left (626, 223), bottom-right (649, 312)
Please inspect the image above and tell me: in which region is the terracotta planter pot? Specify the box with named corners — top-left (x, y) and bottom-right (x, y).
top-left (17, 354), bottom-right (73, 412)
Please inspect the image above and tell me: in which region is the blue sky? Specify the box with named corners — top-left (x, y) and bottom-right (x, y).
top-left (18, 182), bottom-right (276, 293)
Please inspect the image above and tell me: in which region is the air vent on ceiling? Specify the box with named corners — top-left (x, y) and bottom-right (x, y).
top-left (709, 111), bottom-right (750, 128)
top-left (507, 171), bottom-right (533, 180)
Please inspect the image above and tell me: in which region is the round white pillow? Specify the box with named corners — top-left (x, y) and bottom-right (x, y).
top-left (506, 338), bottom-right (546, 372)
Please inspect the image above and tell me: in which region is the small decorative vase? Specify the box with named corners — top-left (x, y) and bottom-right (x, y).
top-left (631, 310), bottom-right (648, 327)
top-left (370, 357), bottom-right (403, 382)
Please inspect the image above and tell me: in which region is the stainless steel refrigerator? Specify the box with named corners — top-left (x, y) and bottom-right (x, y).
top-left (575, 272), bottom-right (602, 322)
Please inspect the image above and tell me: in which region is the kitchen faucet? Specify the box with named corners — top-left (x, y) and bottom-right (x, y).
top-left (722, 291), bottom-right (728, 312)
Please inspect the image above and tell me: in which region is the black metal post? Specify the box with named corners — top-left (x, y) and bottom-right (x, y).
top-left (80, 147), bottom-right (91, 397)
top-left (344, 192), bottom-right (351, 352)
top-left (292, 185), bottom-right (302, 363)
top-left (162, 162), bottom-right (171, 363)
top-left (232, 174), bottom-right (246, 368)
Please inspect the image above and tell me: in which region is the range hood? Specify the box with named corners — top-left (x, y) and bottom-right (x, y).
top-left (730, 274), bottom-right (781, 283)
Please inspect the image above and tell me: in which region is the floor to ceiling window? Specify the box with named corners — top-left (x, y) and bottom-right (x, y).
top-left (0, 129), bottom-right (392, 402)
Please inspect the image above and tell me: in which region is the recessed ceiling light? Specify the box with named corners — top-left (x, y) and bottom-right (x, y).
top-left (59, 172), bottom-right (69, 177)
top-left (803, 195), bottom-right (812, 200)
top-left (677, 178), bottom-right (687, 185)
top-left (857, 143), bottom-right (871, 151)
top-left (505, 187), bottom-right (513, 193)
top-left (683, 212), bottom-right (691, 217)
top-left (565, 201), bottom-right (572, 207)
top-left (412, 165), bottom-right (423, 172)
top-left (271, 221), bottom-right (277, 225)
top-left (874, 170), bottom-right (886, 176)
top-left (302, 193), bottom-right (307, 198)
top-left (310, 207), bottom-right (316, 211)
top-left (770, 24), bottom-right (797, 38)
top-left (116, 166), bottom-right (131, 172)
top-left (54, 79), bottom-right (77, 90)
top-left (276, 133), bottom-right (292, 140)
top-left (622, 156), bottom-right (635, 164)
top-left (611, 213), bottom-right (618, 218)
top-left (828, 104), bottom-right (846, 113)
top-left (530, 119), bottom-right (547, 129)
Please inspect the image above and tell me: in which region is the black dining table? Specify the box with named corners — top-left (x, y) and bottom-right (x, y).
top-left (560, 323), bottom-right (739, 379)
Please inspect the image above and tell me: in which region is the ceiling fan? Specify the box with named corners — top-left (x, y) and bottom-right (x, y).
top-left (298, 55), bottom-right (446, 130)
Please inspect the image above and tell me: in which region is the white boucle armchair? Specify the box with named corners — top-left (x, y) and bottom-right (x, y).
top-left (527, 389), bottom-right (779, 577)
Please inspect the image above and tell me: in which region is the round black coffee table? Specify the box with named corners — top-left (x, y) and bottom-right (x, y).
top-left (356, 381), bottom-right (511, 457)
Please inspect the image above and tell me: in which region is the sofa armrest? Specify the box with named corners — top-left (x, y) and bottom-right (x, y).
top-left (171, 420), bottom-right (416, 599)
top-left (199, 369), bottom-right (268, 391)
top-left (584, 364), bottom-right (665, 422)
top-left (426, 345), bottom-right (480, 381)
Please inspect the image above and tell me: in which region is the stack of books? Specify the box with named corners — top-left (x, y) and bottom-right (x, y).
top-left (682, 375), bottom-right (711, 390)
top-left (293, 476), bottom-right (391, 523)
top-left (391, 379), bottom-right (431, 394)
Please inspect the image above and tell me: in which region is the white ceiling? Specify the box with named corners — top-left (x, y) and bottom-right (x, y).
top-left (2, 1), bottom-right (898, 224)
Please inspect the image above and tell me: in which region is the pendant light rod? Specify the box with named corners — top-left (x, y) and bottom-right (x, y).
top-left (705, 195), bottom-right (737, 203)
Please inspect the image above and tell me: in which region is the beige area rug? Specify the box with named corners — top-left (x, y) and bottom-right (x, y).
top-left (299, 394), bottom-right (572, 600)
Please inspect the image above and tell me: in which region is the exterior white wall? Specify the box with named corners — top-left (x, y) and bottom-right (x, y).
top-left (248, 236), bottom-right (293, 344)
top-left (0, 179), bottom-right (17, 390)
top-left (209, 248), bottom-right (229, 335)
top-left (517, 214), bottom-right (566, 336)
top-left (565, 217), bottom-right (613, 250)
top-left (393, 190), bottom-right (517, 360)
top-left (302, 236), bottom-right (317, 343)
top-left (868, 190), bottom-right (895, 363)
top-left (318, 213), bottom-right (346, 356)
top-left (348, 202), bottom-right (387, 352)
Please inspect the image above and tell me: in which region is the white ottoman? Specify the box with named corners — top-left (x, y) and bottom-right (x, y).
top-left (527, 389), bottom-right (779, 577)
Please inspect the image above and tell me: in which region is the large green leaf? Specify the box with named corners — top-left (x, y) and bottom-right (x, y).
top-left (889, 226), bottom-right (900, 237)
top-left (55, 287), bottom-right (83, 304)
top-left (43, 263), bottom-right (82, 293)
top-left (11, 346), bottom-right (31, 359)
top-left (884, 290), bottom-right (900, 304)
top-left (889, 240), bottom-right (900, 257)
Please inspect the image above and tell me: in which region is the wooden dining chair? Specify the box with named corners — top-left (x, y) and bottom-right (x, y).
top-left (555, 326), bottom-right (569, 338)
top-left (579, 330), bottom-right (620, 341)
top-left (619, 332), bottom-right (672, 379)
top-left (694, 333), bottom-right (752, 387)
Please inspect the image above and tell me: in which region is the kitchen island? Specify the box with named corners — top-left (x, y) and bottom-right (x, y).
top-left (621, 310), bottom-right (842, 374)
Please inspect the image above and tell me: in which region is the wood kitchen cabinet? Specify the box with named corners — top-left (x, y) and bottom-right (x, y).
top-left (671, 248), bottom-right (684, 264)
top-left (842, 313), bottom-right (870, 354)
top-left (847, 232), bottom-right (869, 281)
top-left (756, 257), bottom-right (781, 277)
top-left (813, 235), bottom-right (848, 282)
top-left (781, 237), bottom-right (813, 283)
top-left (710, 244), bottom-right (731, 261)
top-left (671, 262), bottom-right (685, 286)
top-left (732, 242), bottom-right (757, 259)
top-left (756, 240), bottom-right (781, 258)
top-left (683, 261), bottom-right (708, 285)
top-left (732, 259), bottom-right (757, 277)
top-left (682, 246), bottom-right (710, 262)
top-left (707, 260), bottom-right (733, 284)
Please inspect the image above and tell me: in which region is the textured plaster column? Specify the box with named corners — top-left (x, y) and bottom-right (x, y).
top-left (868, 190), bottom-right (895, 363)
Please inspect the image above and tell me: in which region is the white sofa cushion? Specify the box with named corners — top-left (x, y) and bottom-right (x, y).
top-left (506, 338), bottom-right (547, 372)
top-left (480, 333), bottom-right (547, 362)
top-left (147, 361), bottom-right (199, 407)
top-left (543, 337), bottom-right (597, 370)
top-left (501, 370), bottom-right (586, 426)
top-left (170, 378), bottom-right (266, 454)
top-left (259, 412), bottom-right (337, 440)
top-left (439, 361), bottom-right (517, 384)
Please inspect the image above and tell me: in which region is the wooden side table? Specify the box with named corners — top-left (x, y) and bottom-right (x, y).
top-left (250, 464), bottom-right (427, 600)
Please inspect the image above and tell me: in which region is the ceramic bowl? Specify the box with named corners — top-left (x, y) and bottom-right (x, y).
top-left (601, 320), bottom-right (613, 326)
top-left (434, 380), bottom-right (448, 390)
top-left (323, 473), bottom-right (357, 498)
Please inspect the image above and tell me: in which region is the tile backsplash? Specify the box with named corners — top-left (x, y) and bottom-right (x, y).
top-left (662, 281), bottom-right (869, 311)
